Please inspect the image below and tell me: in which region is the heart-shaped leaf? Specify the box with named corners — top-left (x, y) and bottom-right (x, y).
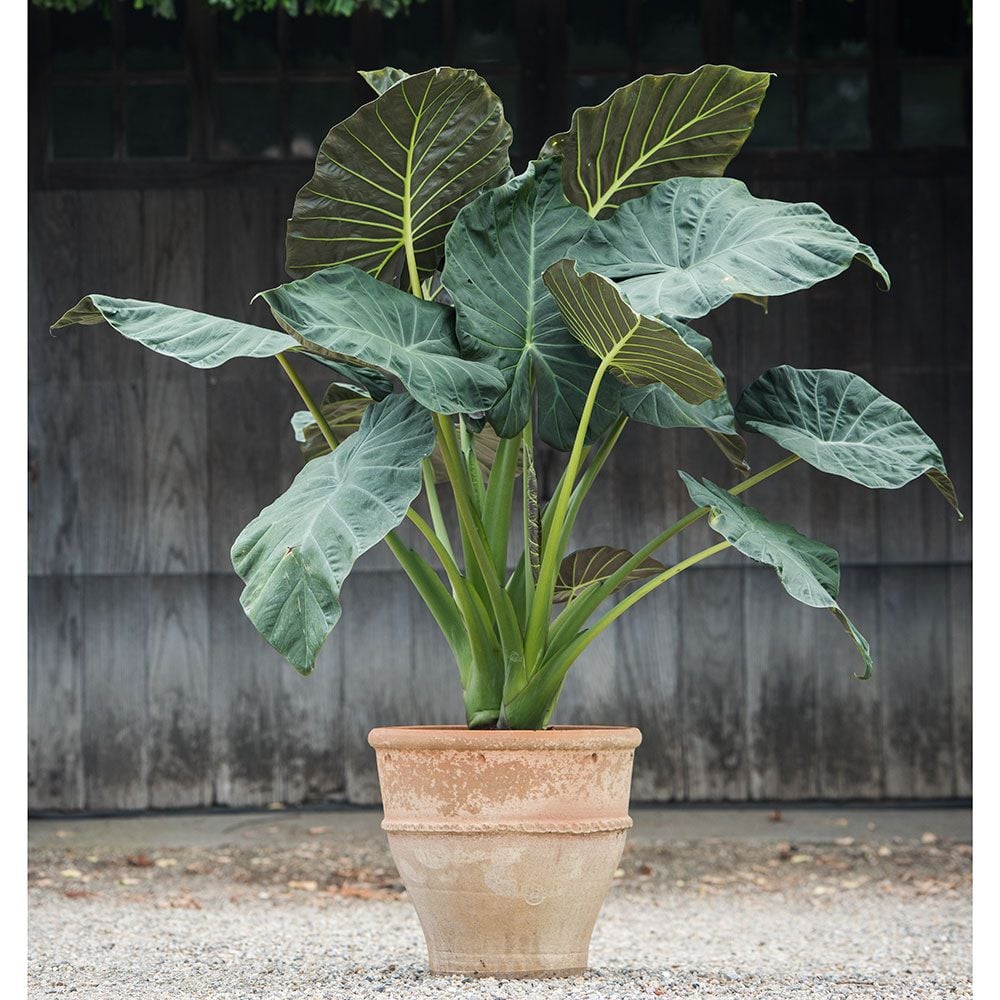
top-left (571, 177), bottom-right (889, 319)
top-left (443, 158), bottom-right (620, 450)
top-left (294, 351), bottom-right (395, 400)
top-left (233, 393), bottom-right (436, 674)
top-left (542, 259), bottom-right (724, 404)
top-left (53, 295), bottom-right (294, 367)
top-left (541, 65), bottom-right (770, 219)
top-left (259, 265), bottom-right (506, 415)
top-left (554, 546), bottom-right (666, 604)
top-left (680, 473), bottom-right (873, 678)
top-left (286, 67), bottom-right (513, 287)
top-left (736, 366), bottom-right (961, 517)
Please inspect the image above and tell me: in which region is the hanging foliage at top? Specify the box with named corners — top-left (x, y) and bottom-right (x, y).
top-left (32, 0), bottom-right (422, 19)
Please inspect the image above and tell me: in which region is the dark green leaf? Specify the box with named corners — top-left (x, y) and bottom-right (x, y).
top-left (286, 67), bottom-right (513, 287)
top-left (358, 66), bottom-right (410, 95)
top-left (553, 546), bottom-right (666, 604)
top-left (541, 65), bottom-right (770, 218)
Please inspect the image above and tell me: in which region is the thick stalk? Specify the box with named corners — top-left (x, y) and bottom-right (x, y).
top-left (482, 435), bottom-right (520, 581)
top-left (421, 458), bottom-right (456, 562)
top-left (522, 358), bottom-right (611, 674)
top-left (521, 412), bottom-right (538, 615)
top-left (504, 541), bottom-right (731, 729)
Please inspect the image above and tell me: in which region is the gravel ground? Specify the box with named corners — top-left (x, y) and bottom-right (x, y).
top-left (28, 816), bottom-right (972, 999)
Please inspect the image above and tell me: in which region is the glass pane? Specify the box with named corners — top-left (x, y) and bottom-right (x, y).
top-left (746, 73), bottom-right (797, 147)
top-left (732, 0), bottom-right (793, 64)
top-left (638, 0), bottom-right (702, 68)
top-left (806, 70), bottom-right (869, 148)
top-left (50, 9), bottom-right (113, 74)
top-left (126, 84), bottom-right (189, 158)
top-left (380, 3), bottom-right (445, 72)
top-left (900, 66), bottom-right (967, 147)
top-left (898, 3), bottom-right (970, 57)
top-left (287, 13), bottom-right (352, 73)
top-left (51, 82), bottom-right (115, 159)
top-left (456, 4), bottom-right (516, 67)
top-left (289, 82), bottom-right (355, 159)
top-left (568, 0), bottom-right (628, 71)
top-left (216, 12), bottom-right (279, 74)
top-left (804, 0), bottom-right (868, 58)
top-left (125, 6), bottom-right (186, 73)
top-left (215, 83), bottom-right (282, 159)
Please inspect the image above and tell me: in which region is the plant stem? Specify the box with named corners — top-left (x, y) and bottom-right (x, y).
top-left (422, 458), bottom-right (456, 562)
top-left (276, 352), bottom-right (340, 453)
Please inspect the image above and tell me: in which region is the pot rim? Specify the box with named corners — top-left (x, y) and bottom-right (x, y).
top-left (368, 724), bottom-right (642, 751)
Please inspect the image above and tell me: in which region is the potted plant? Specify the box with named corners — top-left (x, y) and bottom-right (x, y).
top-left (53, 64), bottom-right (960, 978)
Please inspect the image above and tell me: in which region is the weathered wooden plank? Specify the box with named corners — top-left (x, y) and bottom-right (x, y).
top-left (28, 576), bottom-right (85, 811)
top-left (81, 575), bottom-right (150, 811)
top-left (878, 565), bottom-right (954, 798)
top-left (611, 585), bottom-right (683, 801)
top-left (78, 381), bottom-right (148, 574)
top-left (28, 189), bottom-right (81, 386)
top-left (78, 190), bottom-right (145, 382)
top-left (744, 567), bottom-right (819, 800)
top-left (208, 574), bottom-right (283, 807)
top-left (147, 575), bottom-right (212, 808)
top-left (816, 567), bottom-right (883, 799)
top-left (678, 566), bottom-right (747, 801)
top-left (942, 176), bottom-right (971, 370)
top-left (946, 366), bottom-right (972, 563)
top-left (949, 563), bottom-right (971, 798)
top-left (340, 571), bottom-right (414, 804)
top-left (29, 380), bottom-right (83, 576)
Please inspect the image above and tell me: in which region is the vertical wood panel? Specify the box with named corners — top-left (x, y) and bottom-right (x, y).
top-left (879, 566), bottom-right (954, 797)
top-left (949, 564), bottom-right (971, 797)
top-left (745, 568), bottom-right (819, 800)
top-left (679, 567), bottom-right (747, 800)
top-left (147, 575), bottom-right (212, 808)
top-left (82, 576), bottom-right (150, 811)
top-left (817, 567), bottom-right (884, 799)
top-left (208, 574), bottom-right (283, 806)
top-left (28, 577), bottom-right (84, 811)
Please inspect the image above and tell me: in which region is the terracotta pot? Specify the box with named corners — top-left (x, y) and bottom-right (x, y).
top-left (368, 724), bottom-right (642, 978)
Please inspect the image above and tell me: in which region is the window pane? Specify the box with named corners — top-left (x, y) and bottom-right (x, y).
top-left (806, 71), bottom-right (869, 148)
top-left (804, 0), bottom-right (868, 59)
top-left (568, 0), bottom-right (628, 71)
top-left (125, 6), bottom-right (186, 73)
top-left (898, 3), bottom-right (970, 57)
top-left (287, 13), bottom-right (352, 73)
top-left (638, 0), bottom-right (702, 68)
top-left (216, 12), bottom-right (279, 74)
top-left (380, 3), bottom-right (445, 72)
top-left (900, 66), bottom-right (967, 147)
top-left (456, 4), bottom-right (517, 67)
top-left (50, 9), bottom-right (113, 74)
top-left (51, 82), bottom-right (115, 158)
top-left (289, 82), bottom-right (355, 159)
top-left (126, 84), bottom-right (189, 158)
top-left (732, 0), bottom-right (793, 64)
top-left (746, 73), bottom-right (797, 148)
top-left (215, 83), bottom-right (282, 159)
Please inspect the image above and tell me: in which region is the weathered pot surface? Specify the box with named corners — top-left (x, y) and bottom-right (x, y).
top-left (368, 725), bottom-right (642, 978)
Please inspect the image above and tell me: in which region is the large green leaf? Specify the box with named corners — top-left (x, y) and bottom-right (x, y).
top-left (53, 295), bottom-right (294, 366)
top-left (232, 393), bottom-right (435, 675)
top-left (286, 67), bottom-right (513, 288)
top-left (542, 259), bottom-right (724, 403)
top-left (680, 473), bottom-right (873, 679)
top-left (553, 546), bottom-right (666, 604)
top-left (541, 65), bottom-right (770, 219)
top-left (443, 157), bottom-right (620, 450)
top-left (259, 265), bottom-right (506, 415)
top-left (571, 177), bottom-right (890, 319)
top-left (736, 366), bottom-right (962, 517)
top-left (294, 350), bottom-right (395, 400)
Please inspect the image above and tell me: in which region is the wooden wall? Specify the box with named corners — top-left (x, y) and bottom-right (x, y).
top-left (27, 165), bottom-right (971, 810)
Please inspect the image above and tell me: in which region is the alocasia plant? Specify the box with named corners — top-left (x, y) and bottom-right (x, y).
top-left (53, 64), bottom-right (961, 730)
